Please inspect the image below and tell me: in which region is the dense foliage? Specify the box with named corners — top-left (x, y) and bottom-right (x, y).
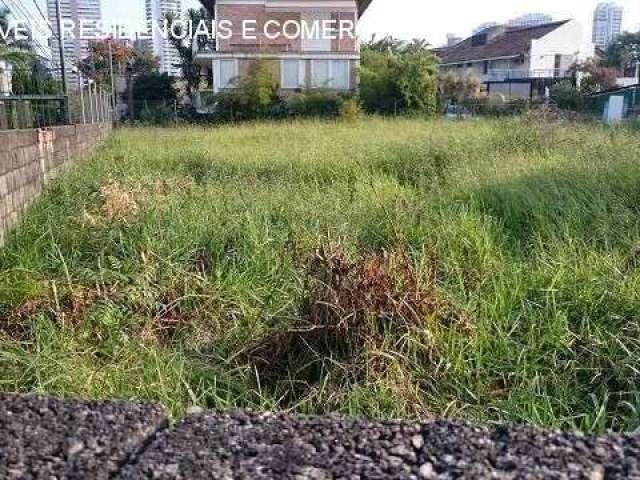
top-left (604, 32), bottom-right (640, 72)
top-left (210, 60), bottom-right (358, 122)
top-left (0, 7), bottom-right (60, 95)
top-left (132, 73), bottom-right (179, 124)
top-left (359, 36), bottom-right (439, 115)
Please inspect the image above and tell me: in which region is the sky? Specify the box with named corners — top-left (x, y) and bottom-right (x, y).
top-left (97, 0), bottom-right (640, 46)
top-left (14, 0), bottom-right (640, 48)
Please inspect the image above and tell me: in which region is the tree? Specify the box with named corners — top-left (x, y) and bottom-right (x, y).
top-left (362, 35), bottom-right (407, 54)
top-left (237, 59), bottom-right (279, 116)
top-left (360, 45), bottom-right (439, 115)
top-left (437, 71), bottom-right (481, 105)
top-left (570, 60), bottom-right (618, 95)
top-left (165, 8), bottom-right (213, 104)
top-left (405, 38), bottom-right (431, 54)
top-left (124, 48), bottom-right (159, 120)
top-left (11, 60), bottom-right (59, 94)
top-left (0, 7), bottom-right (60, 94)
top-left (550, 80), bottom-right (584, 111)
top-left (76, 40), bottom-right (158, 120)
top-left (394, 52), bottom-right (438, 114)
top-left (0, 8), bottom-right (35, 67)
top-left (77, 39), bottom-right (132, 88)
top-left (604, 32), bottom-right (640, 74)
top-left (362, 35), bottom-right (431, 56)
top-left (132, 72), bottom-right (177, 123)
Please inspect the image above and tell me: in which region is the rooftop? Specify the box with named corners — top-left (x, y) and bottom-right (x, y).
top-left (198, 0), bottom-right (373, 17)
top-left (436, 20), bottom-right (570, 65)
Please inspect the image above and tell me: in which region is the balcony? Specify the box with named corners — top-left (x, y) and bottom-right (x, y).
top-left (484, 69), bottom-right (570, 82)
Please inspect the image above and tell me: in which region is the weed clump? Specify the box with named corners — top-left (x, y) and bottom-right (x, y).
top-left (248, 243), bottom-right (466, 395)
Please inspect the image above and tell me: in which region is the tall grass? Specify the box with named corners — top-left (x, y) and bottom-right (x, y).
top-left (1, 117), bottom-right (640, 433)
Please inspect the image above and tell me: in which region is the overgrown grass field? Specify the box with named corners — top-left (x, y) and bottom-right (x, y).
top-left (2, 117), bottom-right (640, 433)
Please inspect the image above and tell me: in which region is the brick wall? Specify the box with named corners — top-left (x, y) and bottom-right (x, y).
top-left (218, 5), bottom-right (302, 52)
top-left (0, 122), bottom-right (112, 245)
top-left (218, 4), bottom-right (357, 53)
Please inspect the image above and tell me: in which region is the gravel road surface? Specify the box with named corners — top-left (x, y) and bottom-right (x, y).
top-left (0, 394), bottom-right (166, 479)
top-left (1, 394), bottom-right (639, 479)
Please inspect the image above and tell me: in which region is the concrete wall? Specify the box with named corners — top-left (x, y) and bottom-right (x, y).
top-left (0, 122), bottom-right (112, 245)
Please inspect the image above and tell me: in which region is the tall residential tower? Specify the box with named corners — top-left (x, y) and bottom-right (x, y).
top-left (592, 2), bottom-right (623, 49)
top-left (145, 0), bottom-right (182, 76)
top-left (47, 0), bottom-right (102, 85)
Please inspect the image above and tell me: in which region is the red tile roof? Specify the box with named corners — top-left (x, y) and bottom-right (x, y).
top-left (436, 20), bottom-right (569, 65)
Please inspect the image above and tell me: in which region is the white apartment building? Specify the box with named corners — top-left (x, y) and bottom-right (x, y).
top-left (145, 0), bottom-right (182, 76)
top-left (47, 0), bottom-right (102, 86)
top-left (592, 2), bottom-right (623, 50)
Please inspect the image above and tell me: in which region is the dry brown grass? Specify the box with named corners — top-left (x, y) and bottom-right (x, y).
top-left (248, 243), bottom-right (467, 395)
top-left (99, 181), bottom-right (140, 221)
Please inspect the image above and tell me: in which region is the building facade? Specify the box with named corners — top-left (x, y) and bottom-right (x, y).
top-left (508, 13), bottom-right (553, 28)
top-left (145, 0), bottom-right (182, 76)
top-left (193, 0), bottom-right (371, 104)
top-left (592, 2), bottom-right (623, 50)
top-left (436, 20), bottom-right (595, 100)
top-left (47, 0), bottom-right (102, 86)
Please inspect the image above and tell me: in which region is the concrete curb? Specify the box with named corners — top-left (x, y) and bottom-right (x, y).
top-left (0, 394), bottom-right (638, 479)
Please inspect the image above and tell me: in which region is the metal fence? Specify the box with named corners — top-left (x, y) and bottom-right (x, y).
top-left (0, 67), bottom-right (114, 130)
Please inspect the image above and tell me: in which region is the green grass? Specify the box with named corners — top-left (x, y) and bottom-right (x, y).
top-left (2, 117), bottom-right (640, 433)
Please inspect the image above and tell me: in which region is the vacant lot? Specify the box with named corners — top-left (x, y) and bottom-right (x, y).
top-left (1, 117), bottom-right (640, 433)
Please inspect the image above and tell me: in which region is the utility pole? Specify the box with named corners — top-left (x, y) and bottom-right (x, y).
top-left (54, 0), bottom-right (68, 95)
top-left (108, 40), bottom-right (116, 121)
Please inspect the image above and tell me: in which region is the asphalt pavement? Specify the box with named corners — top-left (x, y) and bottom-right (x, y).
top-left (1, 394), bottom-right (638, 479)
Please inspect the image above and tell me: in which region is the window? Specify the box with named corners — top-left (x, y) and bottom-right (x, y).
top-left (330, 60), bottom-right (349, 89)
top-left (554, 54), bottom-right (562, 76)
top-left (311, 60), bottom-right (350, 90)
top-left (282, 60), bottom-right (302, 89)
top-left (219, 60), bottom-right (236, 89)
top-left (302, 11), bottom-right (332, 52)
top-left (311, 60), bottom-right (330, 88)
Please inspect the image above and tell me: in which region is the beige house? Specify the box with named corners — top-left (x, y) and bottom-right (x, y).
top-left (194, 0), bottom-right (372, 104)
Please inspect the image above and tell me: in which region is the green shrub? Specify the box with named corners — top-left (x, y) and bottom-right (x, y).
top-left (360, 48), bottom-right (438, 115)
top-left (237, 60), bottom-right (280, 117)
top-left (285, 91), bottom-right (344, 118)
top-left (339, 97), bottom-right (363, 121)
top-left (138, 103), bottom-right (177, 125)
top-left (550, 81), bottom-right (585, 111)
